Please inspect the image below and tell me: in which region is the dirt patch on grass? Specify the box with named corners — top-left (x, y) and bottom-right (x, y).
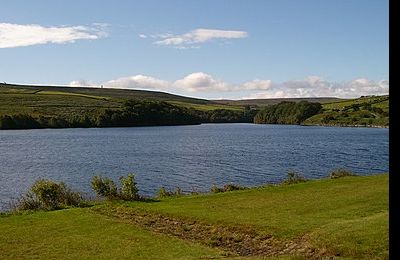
top-left (91, 204), bottom-right (329, 258)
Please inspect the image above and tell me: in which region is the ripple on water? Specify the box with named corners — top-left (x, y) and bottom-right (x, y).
top-left (0, 124), bottom-right (389, 211)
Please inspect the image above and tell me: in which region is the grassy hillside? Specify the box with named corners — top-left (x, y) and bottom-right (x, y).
top-left (0, 83), bottom-right (240, 117)
top-left (0, 83), bottom-right (389, 128)
top-left (214, 97), bottom-right (342, 107)
top-left (0, 173), bottom-right (388, 259)
top-left (304, 95), bottom-right (389, 127)
top-left (0, 83), bottom-right (254, 129)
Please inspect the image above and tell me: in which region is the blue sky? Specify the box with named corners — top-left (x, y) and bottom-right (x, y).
top-left (0, 0), bottom-right (388, 99)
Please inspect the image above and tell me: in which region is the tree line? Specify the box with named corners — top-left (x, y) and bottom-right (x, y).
top-left (253, 101), bottom-right (322, 124)
top-left (0, 100), bottom-right (259, 130)
top-left (0, 99), bottom-right (323, 130)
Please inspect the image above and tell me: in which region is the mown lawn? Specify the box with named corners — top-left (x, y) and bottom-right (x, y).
top-left (118, 174), bottom-right (388, 258)
top-left (0, 174), bottom-right (388, 259)
top-left (0, 208), bottom-right (224, 259)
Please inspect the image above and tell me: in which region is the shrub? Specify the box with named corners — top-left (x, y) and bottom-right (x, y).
top-left (210, 184), bottom-right (224, 193)
top-left (119, 173), bottom-right (139, 201)
top-left (14, 192), bottom-right (42, 211)
top-left (59, 183), bottom-right (84, 206)
top-left (174, 187), bottom-right (183, 196)
top-left (282, 171), bottom-right (308, 185)
top-left (329, 168), bottom-right (357, 179)
top-left (15, 179), bottom-right (83, 211)
top-left (190, 187), bottom-right (200, 195)
top-left (30, 179), bottom-right (65, 209)
top-left (223, 183), bottom-right (246, 192)
top-left (91, 174), bottom-right (140, 201)
top-left (90, 176), bottom-right (118, 199)
top-left (157, 186), bottom-right (172, 198)
top-left (211, 183), bottom-right (246, 193)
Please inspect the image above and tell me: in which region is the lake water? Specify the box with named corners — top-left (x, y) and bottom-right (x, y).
top-left (0, 124), bottom-right (389, 211)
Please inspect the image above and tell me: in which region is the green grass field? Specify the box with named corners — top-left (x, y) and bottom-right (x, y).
top-left (304, 95), bottom-right (389, 127)
top-left (0, 83), bottom-right (239, 117)
top-left (322, 95), bottom-right (388, 111)
top-left (0, 174), bottom-right (388, 259)
top-left (0, 209), bottom-right (224, 259)
top-left (0, 83), bottom-right (389, 127)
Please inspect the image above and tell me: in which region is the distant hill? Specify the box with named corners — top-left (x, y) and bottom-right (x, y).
top-left (213, 97), bottom-right (343, 107)
top-left (0, 83), bottom-right (209, 104)
top-left (304, 95), bottom-right (389, 127)
top-left (0, 83), bottom-right (389, 129)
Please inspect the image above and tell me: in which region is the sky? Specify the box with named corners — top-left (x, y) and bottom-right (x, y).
top-left (0, 0), bottom-right (388, 99)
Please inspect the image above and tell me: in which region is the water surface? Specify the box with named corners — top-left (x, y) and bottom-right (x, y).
top-left (0, 124), bottom-right (389, 210)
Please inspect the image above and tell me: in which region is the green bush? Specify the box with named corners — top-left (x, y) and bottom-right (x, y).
top-left (91, 174), bottom-right (140, 201)
top-left (211, 183), bottom-right (246, 193)
top-left (329, 168), bottom-right (357, 179)
top-left (282, 171), bottom-right (308, 185)
top-left (222, 183), bottom-right (246, 192)
top-left (15, 179), bottom-right (83, 211)
top-left (14, 192), bottom-right (42, 211)
top-left (210, 184), bottom-right (224, 193)
top-left (91, 176), bottom-right (118, 199)
top-left (119, 174), bottom-right (139, 200)
top-left (157, 187), bottom-right (172, 198)
top-left (156, 186), bottom-right (184, 198)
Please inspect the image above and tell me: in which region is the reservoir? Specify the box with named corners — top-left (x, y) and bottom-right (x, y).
top-left (0, 123), bottom-right (388, 210)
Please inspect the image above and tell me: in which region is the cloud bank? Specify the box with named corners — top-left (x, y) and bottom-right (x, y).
top-left (147, 28), bottom-right (247, 48)
top-left (70, 73), bottom-right (388, 99)
top-left (0, 23), bottom-right (108, 48)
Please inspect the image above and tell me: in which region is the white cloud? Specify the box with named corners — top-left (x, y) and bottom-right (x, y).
top-left (173, 72), bottom-right (230, 92)
top-left (104, 75), bottom-right (169, 90)
top-left (138, 34), bottom-right (147, 38)
top-left (69, 73), bottom-right (388, 99)
top-left (0, 23), bottom-right (108, 48)
top-left (241, 79), bottom-right (272, 90)
top-left (244, 77), bottom-right (389, 99)
top-left (153, 28), bottom-right (248, 47)
top-left (69, 80), bottom-right (97, 87)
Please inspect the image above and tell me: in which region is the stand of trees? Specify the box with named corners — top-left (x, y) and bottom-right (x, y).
top-left (0, 100), bottom-right (201, 129)
top-left (1, 99), bottom-right (325, 130)
top-left (200, 106), bottom-right (258, 123)
top-left (0, 100), bottom-right (259, 130)
top-left (254, 101), bottom-right (322, 125)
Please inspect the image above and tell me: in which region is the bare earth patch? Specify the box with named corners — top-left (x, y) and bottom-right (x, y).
top-left (92, 204), bottom-right (332, 258)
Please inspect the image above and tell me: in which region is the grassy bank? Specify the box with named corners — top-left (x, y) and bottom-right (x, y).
top-left (0, 173), bottom-right (388, 259)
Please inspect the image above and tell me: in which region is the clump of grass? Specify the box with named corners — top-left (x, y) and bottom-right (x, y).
top-left (157, 187), bottom-right (172, 198)
top-left (329, 168), bottom-right (358, 179)
top-left (156, 186), bottom-right (184, 198)
top-left (210, 185), bottom-right (224, 193)
top-left (211, 183), bottom-right (246, 193)
top-left (282, 171), bottom-right (308, 185)
top-left (15, 179), bottom-right (83, 211)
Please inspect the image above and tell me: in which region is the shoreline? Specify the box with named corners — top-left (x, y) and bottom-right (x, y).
top-left (0, 121), bottom-right (389, 131)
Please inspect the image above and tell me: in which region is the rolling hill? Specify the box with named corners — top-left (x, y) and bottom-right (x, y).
top-left (0, 83), bottom-right (389, 128)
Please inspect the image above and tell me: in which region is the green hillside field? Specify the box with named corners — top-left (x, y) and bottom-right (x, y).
top-left (304, 95), bottom-right (389, 127)
top-left (0, 83), bottom-right (389, 128)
